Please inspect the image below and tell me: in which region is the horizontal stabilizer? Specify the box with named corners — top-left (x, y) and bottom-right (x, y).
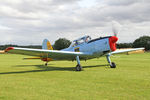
top-left (23, 57), bottom-right (41, 60)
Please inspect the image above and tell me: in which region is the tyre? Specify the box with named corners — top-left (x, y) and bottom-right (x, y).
top-left (110, 62), bottom-right (116, 68)
top-left (76, 64), bottom-right (82, 71)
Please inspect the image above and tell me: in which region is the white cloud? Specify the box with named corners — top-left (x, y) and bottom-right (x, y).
top-left (0, 24), bottom-right (12, 30)
top-left (0, 0), bottom-right (149, 45)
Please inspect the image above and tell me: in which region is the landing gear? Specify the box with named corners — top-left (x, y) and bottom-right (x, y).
top-left (76, 64), bottom-right (82, 71)
top-left (106, 54), bottom-right (116, 68)
top-left (45, 62), bottom-right (48, 66)
top-left (76, 56), bottom-right (83, 71)
top-left (110, 62), bottom-right (116, 68)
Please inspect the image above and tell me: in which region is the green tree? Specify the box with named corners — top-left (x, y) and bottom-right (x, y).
top-left (53, 38), bottom-right (71, 50)
top-left (133, 36), bottom-right (150, 50)
top-left (117, 43), bottom-right (133, 49)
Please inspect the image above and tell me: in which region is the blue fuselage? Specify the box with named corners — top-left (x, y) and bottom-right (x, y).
top-left (62, 37), bottom-right (111, 59)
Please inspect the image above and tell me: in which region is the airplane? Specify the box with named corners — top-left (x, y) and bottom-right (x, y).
top-left (4, 33), bottom-right (144, 71)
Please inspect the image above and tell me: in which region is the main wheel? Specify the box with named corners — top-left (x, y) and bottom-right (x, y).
top-left (76, 64), bottom-right (82, 71)
top-left (110, 62), bottom-right (116, 68)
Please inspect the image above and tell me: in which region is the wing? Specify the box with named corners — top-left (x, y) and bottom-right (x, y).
top-left (110, 48), bottom-right (145, 55)
top-left (5, 47), bottom-right (91, 60)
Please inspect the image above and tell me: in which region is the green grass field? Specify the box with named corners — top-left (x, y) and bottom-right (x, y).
top-left (0, 53), bottom-right (150, 100)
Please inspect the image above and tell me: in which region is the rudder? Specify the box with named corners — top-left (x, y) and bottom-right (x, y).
top-left (42, 39), bottom-right (53, 50)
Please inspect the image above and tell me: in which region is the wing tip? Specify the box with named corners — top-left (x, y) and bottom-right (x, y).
top-left (5, 47), bottom-right (14, 52)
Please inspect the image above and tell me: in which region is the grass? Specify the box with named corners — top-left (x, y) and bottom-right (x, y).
top-left (0, 53), bottom-right (150, 100)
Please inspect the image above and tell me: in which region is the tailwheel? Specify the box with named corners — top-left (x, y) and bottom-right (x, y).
top-left (76, 64), bottom-right (82, 71)
top-left (110, 62), bottom-right (116, 68)
top-left (45, 62), bottom-right (48, 66)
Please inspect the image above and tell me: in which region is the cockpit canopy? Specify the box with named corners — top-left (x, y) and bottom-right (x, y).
top-left (70, 35), bottom-right (91, 47)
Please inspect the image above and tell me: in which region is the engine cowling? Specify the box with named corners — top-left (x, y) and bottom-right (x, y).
top-left (109, 36), bottom-right (118, 51)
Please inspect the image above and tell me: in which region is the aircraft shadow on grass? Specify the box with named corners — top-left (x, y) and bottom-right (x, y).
top-left (0, 64), bottom-right (109, 75)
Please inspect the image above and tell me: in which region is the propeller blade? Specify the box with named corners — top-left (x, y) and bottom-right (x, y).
top-left (112, 21), bottom-right (122, 36)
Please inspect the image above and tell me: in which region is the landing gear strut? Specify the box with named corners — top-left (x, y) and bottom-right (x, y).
top-left (76, 56), bottom-right (82, 71)
top-left (106, 54), bottom-right (116, 68)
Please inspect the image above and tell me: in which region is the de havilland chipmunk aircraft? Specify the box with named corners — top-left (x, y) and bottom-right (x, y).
top-left (4, 31), bottom-right (144, 71)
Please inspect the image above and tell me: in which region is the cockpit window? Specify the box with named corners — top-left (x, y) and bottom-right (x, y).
top-left (85, 36), bottom-right (91, 42)
top-left (78, 38), bottom-right (85, 44)
top-left (70, 41), bottom-right (77, 47)
top-left (70, 35), bottom-right (91, 47)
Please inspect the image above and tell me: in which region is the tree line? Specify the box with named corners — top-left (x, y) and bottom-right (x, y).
top-left (0, 38), bottom-right (71, 50)
top-left (117, 36), bottom-right (150, 51)
top-left (0, 45), bottom-right (42, 50)
top-left (0, 36), bottom-right (150, 51)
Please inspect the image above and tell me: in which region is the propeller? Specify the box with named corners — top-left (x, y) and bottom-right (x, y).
top-left (112, 21), bottom-right (122, 37)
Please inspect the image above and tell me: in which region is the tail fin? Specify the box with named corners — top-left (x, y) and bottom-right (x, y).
top-left (42, 39), bottom-right (53, 50)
